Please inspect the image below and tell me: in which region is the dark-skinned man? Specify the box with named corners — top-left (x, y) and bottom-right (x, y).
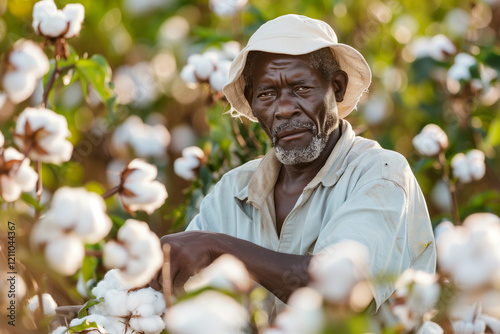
top-left (154, 14), bottom-right (436, 319)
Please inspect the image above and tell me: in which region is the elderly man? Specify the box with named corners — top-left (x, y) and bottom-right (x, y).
top-left (159, 14), bottom-right (436, 314)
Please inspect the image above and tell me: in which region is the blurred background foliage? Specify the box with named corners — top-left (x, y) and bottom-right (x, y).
top-left (1, 0), bottom-right (499, 238)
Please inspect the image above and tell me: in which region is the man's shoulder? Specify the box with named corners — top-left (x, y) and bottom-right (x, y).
top-left (218, 157), bottom-right (263, 183)
top-left (347, 136), bottom-right (412, 185)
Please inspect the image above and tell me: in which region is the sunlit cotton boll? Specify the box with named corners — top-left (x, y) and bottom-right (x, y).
top-left (111, 115), bottom-right (170, 159)
top-left (103, 219), bottom-right (163, 288)
top-left (32, 0), bottom-right (85, 39)
top-left (448, 53), bottom-right (477, 82)
top-left (45, 234), bottom-right (85, 275)
top-left (451, 149), bottom-right (486, 183)
top-left (14, 107), bottom-right (73, 164)
top-left (164, 290), bottom-right (249, 334)
top-left (268, 287), bottom-right (324, 334)
top-left (436, 213), bottom-right (500, 290)
top-left (412, 124), bottom-right (449, 156)
top-left (209, 0), bottom-right (248, 17)
top-left (188, 53), bottom-right (216, 81)
top-left (0, 147), bottom-right (38, 202)
top-left (27, 293), bottom-right (58, 316)
top-left (184, 254), bottom-right (253, 293)
top-left (118, 159), bottom-right (168, 214)
top-left (391, 269), bottom-right (440, 330)
top-left (113, 62), bottom-right (159, 108)
top-left (44, 187), bottom-right (112, 244)
top-left (173, 146), bottom-right (205, 181)
top-left (309, 240), bottom-right (370, 303)
top-left (209, 59), bottom-right (232, 92)
top-left (428, 34), bottom-right (456, 61)
top-left (3, 40), bottom-right (49, 104)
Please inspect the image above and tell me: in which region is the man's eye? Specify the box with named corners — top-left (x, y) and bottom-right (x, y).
top-left (296, 86), bottom-right (310, 92)
top-left (258, 92), bottom-right (273, 98)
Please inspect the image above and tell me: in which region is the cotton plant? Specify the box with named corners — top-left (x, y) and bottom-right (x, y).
top-left (173, 146), bottom-right (206, 181)
top-left (1, 40), bottom-right (50, 104)
top-left (410, 34), bottom-right (457, 61)
top-left (103, 219), bottom-right (163, 288)
top-left (104, 159), bottom-right (168, 214)
top-left (451, 149), bottom-right (486, 183)
top-left (180, 41), bottom-right (241, 93)
top-left (53, 270), bottom-right (167, 334)
top-left (30, 187), bottom-right (112, 275)
top-left (110, 115), bottom-right (170, 159)
top-left (14, 107), bottom-right (73, 164)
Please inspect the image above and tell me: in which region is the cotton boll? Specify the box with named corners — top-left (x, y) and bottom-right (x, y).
top-left (0, 131), bottom-right (4, 147)
top-left (69, 314), bottom-right (109, 329)
top-left (416, 321), bottom-right (444, 334)
top-left (27, 293), bottom-right (58, 316)
top-left (39, 9), bottom-right (68, 38)
top-left (273, 287), bottom-right (324, 334)
top-left (45, 235), bottom-right (85, 275)
top-left (180, 64), bottom-right (198, 87)
top-left (164, 290), bottom-right (249, 334)
top-left (428, 34), bottom-right (456, 61)
top-left (9, 41), bottom-right (50, 78)
top-left (222, 41), bottom-right (241, 60)
top-left (431, 181), bottom-right (452, 212)
top-left (452, 150), bottom-right (486, 183)
top-left (129, 315), bottom-right (165, 334)
top-left (412, 124), bottom-right (448, 156)
top-left (104, 289), bottom-right (129, 317)
top-left (191, 54), bottom-right (216, 81)
top-left (91, 269), bottom-right (130, 299)
top-left (62, 4), bottom-right (85, 38)
top-left (0, 147), bottom-right (38, 202)
top-left (32, 0), bottom-right (58, 33)
top-left (209, 0), bottom-right (248, 17)
top-left (117, 219), bottom-right (151, 243)
top-left (3, 70), bottom-right (37, 104)
top-left (309, 240), bottom-right (370, 303)
top-left (103, 241), bottom-right (128, 269)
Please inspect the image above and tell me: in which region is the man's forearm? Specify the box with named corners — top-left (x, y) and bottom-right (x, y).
top-left (212, 233), bottom-right (312, 302)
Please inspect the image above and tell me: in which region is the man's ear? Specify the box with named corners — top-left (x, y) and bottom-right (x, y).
top-left (332, 70), bottom-right (348, 103)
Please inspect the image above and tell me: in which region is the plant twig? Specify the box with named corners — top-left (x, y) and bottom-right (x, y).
top-left (102, 185), bottom-right (120, 199)
top-left (162, 244), bottom-right (172, 308)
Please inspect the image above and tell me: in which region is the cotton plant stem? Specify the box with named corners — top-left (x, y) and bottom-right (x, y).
top-left (102, 185), bottom-right (120, 199)
top-left (162, 244), bottom-right (173, 308)
top-left (35, 160), bottom-right (42, 220)
top-left (439, 152), bottom-right (461, 225)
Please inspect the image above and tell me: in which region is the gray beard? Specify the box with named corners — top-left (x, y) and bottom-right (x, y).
top-left (272, 120), bottom-right (329, 165)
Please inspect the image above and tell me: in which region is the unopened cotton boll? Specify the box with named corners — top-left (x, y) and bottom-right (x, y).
top-left (0, 147), bottom-right (38, 202)
top-left (451, 149), bottom-right (486, 183)
top-left (412, 124), bottom-right (449, 156)
top-left (14, 107), bottom-right (73, 164)
top-left (45, 234), bottom-right (85, 275)
top-left (27, 293), bottom-right (58, 316)
top-left (309, 240), bottom-right (370, 303)
top-left (118, 159), bottom-right (168, 214)
top-left (164, 290), bottom-right (249, 334)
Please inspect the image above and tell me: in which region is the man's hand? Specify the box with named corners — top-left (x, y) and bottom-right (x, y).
top-left (158, 230), bottom-right (220, 296)
top-left (151, 230), bottom-right (313, 303)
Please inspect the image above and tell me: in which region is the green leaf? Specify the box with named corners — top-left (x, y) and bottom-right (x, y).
top-left (77, 298), bottom-right (103, 318)
top-left (485, 109), bottom-right (500, 147)
top-left (69, 320), bottom-right (102, 333)
top-left (81, 256), bottom-right (98, 283)
top-left (75, 55), bottom-right (116, 111)
top-left (20, 193), bottom-right (45, 212)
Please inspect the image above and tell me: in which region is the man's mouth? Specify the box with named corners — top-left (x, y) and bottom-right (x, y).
top-left (277, 128), bottom-right (310, 140)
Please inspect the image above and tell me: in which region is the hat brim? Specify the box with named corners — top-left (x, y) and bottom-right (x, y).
top-left (222, 38), bottom-right (371, 122)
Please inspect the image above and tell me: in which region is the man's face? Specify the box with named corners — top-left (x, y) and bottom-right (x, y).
top-left (248, 52), bottom-right (342, 165)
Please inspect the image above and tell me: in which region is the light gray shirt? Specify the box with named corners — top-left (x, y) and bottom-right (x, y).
top-left (187, 120), bottom-right (436, 311)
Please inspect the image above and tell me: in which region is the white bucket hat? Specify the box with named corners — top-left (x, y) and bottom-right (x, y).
top-left (222, 14), bottom-right (372, 121)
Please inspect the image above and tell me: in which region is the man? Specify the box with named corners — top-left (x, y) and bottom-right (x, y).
top-left (158, 14), bottom-right (436, 314)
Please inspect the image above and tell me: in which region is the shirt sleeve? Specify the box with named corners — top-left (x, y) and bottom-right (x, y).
top-left (313, 176), bottom-right (436, 310)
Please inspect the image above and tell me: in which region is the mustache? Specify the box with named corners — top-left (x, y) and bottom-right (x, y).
top-left (272, 120), bottom-right (317, 145)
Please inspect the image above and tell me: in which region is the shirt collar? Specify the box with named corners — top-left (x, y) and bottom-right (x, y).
top-left (235, 120), bottom-right (356, 206)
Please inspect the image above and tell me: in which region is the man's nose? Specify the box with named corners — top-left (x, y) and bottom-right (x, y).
top-left (274, 92), bottom-right (301, 120)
